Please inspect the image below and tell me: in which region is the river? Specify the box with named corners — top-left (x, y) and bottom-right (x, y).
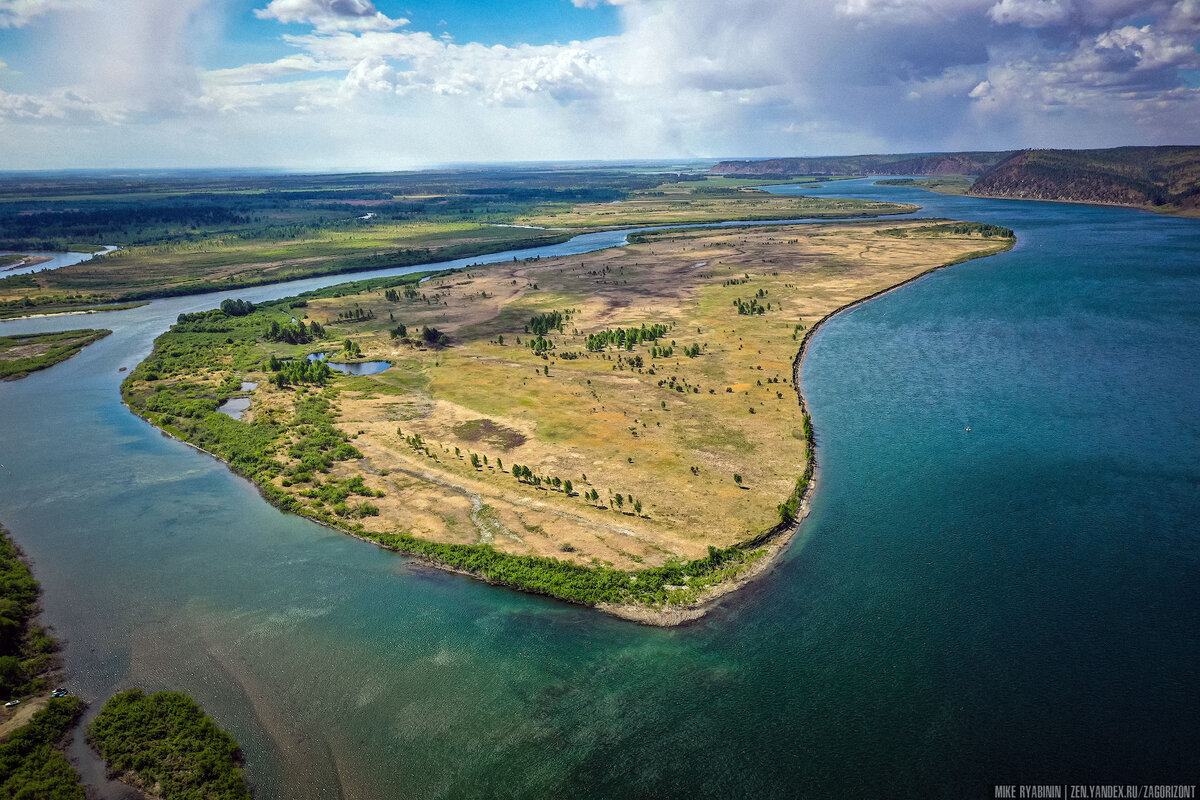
top-left (0, 181), bottom-right (1196, 798)
top-left (0, 245), bottom-right (120, 277)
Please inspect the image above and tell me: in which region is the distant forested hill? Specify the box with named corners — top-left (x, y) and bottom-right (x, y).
top-left (967, 146), bottom-right (1200, 213)
top-left (709, 151), bottom-right (1012, 178)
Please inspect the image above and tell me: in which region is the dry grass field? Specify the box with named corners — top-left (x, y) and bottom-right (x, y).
top-left (216, 220), bottom-right (1012, 583)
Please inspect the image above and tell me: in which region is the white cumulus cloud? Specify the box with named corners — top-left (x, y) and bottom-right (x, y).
top-left (254, 0), bottom-right (407, 33)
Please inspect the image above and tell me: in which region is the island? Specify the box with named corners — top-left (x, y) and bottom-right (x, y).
top-left (0, 329), bottom-right (112, 381)
top-left (88, 690), bottom-right (251, 800)
top-left (121, 218), bottom-right (1014, 624)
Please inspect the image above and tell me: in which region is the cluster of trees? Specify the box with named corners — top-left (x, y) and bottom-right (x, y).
top-left (734, 297), bottom-right (766, 315)
top-left (659, 375), bottom-right (701, 394)
top-left (263, 318), bottom-right (325, 344)
top-left (527, 310), bottom-right (568, 336)
top-left (723, 275), bottom-right (751, 287)
top-left (342, 339), bottom-right (362, 358)
top-left (585, 323), bottom-right (670, 352)
top-left (609, 493), bottom-right (643, 514)
top-left (648, 341), bottom-right (704, 359)
top-left (383, 285), bottom-right (420, 302)
top-left (504, 468), bottom-right (647, 516)
top-left (528, 334), bottom-right (554, 356)
top-left (267, 356), bottom-right (332, 388)
top-left (336, 305), bottom-right (374, 322)
top-left (421, 326), bottom-right (448, 347)
top-left (87, 690), bottom-right (251, 800)
top-left (389, 323), bottom-right (447, 347)
top-left (219, 298), bottom-right (255, 317)
top-left (508, 465), bottom-right (574, 494)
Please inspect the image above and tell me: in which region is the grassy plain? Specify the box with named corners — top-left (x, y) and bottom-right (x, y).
top-left (124, 219), bottom-right (1013, 618)
top-left (0, 170), bottom-right (911, 319)
top-left (515, 182), bottom-right (914, 227)
top-left (0, 328), bottom-right (111, 380)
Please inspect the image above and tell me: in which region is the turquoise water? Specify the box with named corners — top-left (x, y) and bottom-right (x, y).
top-left (0, 183), bottom-right (1196, 797)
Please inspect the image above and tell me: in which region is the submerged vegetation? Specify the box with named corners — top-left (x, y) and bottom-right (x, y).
top-left (88, 690), bottom-right (251, 800)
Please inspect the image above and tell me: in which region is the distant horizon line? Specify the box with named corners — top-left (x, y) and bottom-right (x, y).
top-left (2, 144), bottom-right (1196, 178)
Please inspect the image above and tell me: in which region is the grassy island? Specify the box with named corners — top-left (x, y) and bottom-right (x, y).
top-left (122, 219), bottom-right (1013, 622)
top-left (88, 690), bottom-right (251, 800)
top-left (0, 329), bottom-right (111, 380)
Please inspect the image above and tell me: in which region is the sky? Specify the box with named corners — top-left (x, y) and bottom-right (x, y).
top-left (0, 0), bottom-right (1197, 170)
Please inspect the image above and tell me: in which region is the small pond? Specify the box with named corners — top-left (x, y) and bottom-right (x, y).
top-left (306, 352), bottom-right (392, 375)
top-left (216, 382), bottom-right (258, 420)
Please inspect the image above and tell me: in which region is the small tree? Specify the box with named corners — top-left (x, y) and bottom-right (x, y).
top-left (634, 499), bottom-right (642, 514)
top-left (734, 474), bottom-right (742, 486)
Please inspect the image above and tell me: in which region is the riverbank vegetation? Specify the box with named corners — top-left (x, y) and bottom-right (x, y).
top-left (0, 696), bottom-right (85, 800)
top-left (0, 329), bottom-right (111, 380)
top-left (123, 219), bottom-right (1014, 615)
top-left (0, 525), bottom-right (84, 798)
top-left (0, 527), bottom-right (59, 699)
top-left (88, 690), bottom-right (251, 800)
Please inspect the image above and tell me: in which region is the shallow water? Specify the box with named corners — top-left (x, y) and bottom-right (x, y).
top-left (0, 183), bottom-right (1196, 797)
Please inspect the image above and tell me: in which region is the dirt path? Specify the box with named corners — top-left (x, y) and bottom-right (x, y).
top-left (0, 695), bottom-right (49, 739)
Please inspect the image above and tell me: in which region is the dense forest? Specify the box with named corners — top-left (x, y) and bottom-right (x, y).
top-left (0, 167), bottom-right (686, 252)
